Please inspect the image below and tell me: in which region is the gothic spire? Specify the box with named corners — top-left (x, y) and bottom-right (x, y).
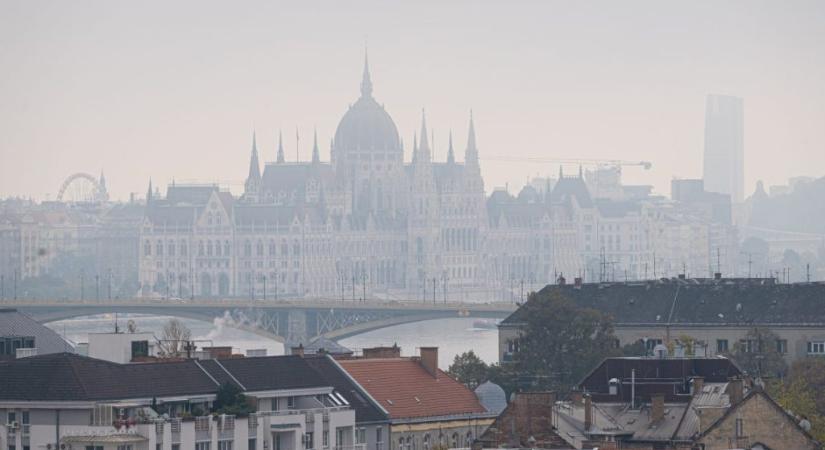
top-left (465, 110), bottom-right (479, 167)
top-left (245, 130), bottom-right (261, 194)
top-left (418, 110), bottom-right (431, 162)
top-left (312, 128), bottom-right (320, 164)
top-left (146, 178), bottom-right (153, 204)
top-left (412, 132), bottom-right (418, 163)
top-left (277, 130), bottom-right (285, 164)
top-left (360, 49), bottom-right (373, 98)
top-left (447, 130), bottom-right (455, 164)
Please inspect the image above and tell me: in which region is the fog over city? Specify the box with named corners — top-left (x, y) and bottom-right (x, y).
top-left (1, 1), bottom-right (825, 200)
top-left (5, 4), bottom-right (825, 449)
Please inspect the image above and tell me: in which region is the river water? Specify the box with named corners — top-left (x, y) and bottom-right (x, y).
top-left (46, 314), bottom-right (499, 368)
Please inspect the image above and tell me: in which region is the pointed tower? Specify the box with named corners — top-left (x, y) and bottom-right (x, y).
top-left (312, 129), bottom-right (320, 164)
top-left (417, 110), bottom-right (431, 163)
top-left (146, 178), bottom-right (153, 204)
top-left (244, 131), bottom-right (262, 202)
top-left (465, 111), bottom-right (479, 169)
top-left (99, 170), bottom-right (109, 201)
top-left (276, 130), bottom-right (285, 164)
top-left (361, 49), bottom-right (373, 98)
top-left (447, 130), bottom-right (455, 164)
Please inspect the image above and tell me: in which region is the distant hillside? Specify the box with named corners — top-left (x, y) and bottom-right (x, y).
top-left (749, 176), bottom-right (825, 234)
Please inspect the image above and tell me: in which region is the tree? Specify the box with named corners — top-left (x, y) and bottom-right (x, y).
top-left (513, 290), bottom-right (619, 392)
top-left (769, 376), bottom-right (825, 442)
top-left (448, 350), bottom-right (489, 389)
top-left (728, 327), bottom-right (787, 378)
top-left (212, 382), bottom-right (254, 415)
top-left (157, 318), bottom-right (192, 358)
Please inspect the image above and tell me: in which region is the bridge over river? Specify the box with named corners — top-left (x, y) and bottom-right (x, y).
top-left (3, 298), bottom-right (516, 347)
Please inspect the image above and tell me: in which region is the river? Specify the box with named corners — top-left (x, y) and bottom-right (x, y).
top-left (45, 314), bottom-right (500, 368)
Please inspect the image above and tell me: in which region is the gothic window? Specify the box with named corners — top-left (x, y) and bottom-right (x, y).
top-left (207, 240), bottom-right (213, 257)
top-left (269, 240), bottom-right (276, 256)
top-left (180, 240), bottom-right (187, 256)
top-left (293, 241), bottom-right (300, 256)
top-left (224, 240), bottom-right (230, 255)
top-left (198, 241), bottom-right (204, 256)
top-left (207, 212), bottom-right (213, 225)
top-left (215, 214), bottom-right (221, 226)
top-left (215, 241), bottom-right (222, 257)
top-left (168, 240), bottom-right (175, 256)
top-left (156, 240), bottom-right (163, 256)
top-left (256, 240), bottom-right (264, 257)
top-left (144, 240), bottom-right (151, 256)
top-left (244, 240), bottom-right (252, 257)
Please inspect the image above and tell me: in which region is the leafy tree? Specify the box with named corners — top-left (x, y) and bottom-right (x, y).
top-left (728, 327), bottom-right (787, 378)
top-left (513, 290), bottom-right (619, 392)
top-left (212, 382), bottom-right (254, 415)
top-left (621, 339), bottom-right (648, 357)
top-left (447, 350), bottom-right (489, 389)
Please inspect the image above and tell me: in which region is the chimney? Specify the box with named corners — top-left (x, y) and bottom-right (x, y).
top-left (714, 272), bottom-right (722, 280)
top-left (574, 277), bottom-right (583, 287)
top-left (692, 377), bottom-right (705, 396)
top-left (570, 391), bottom-right (583, 406)
top-left (419, 347), bottom-right (439, 378)
top-left (290, 344), bottom-right (304, 357)
top-left (363, 345), bottom-right (402, 359)
top-left (584, 394), bottom-right (592, 431)
top-left (678, 274), bottom-right (686, 280)
top-left (727, 378), bottom-right (743, 405)
top-left (651, 393), bottom-right (665, 423)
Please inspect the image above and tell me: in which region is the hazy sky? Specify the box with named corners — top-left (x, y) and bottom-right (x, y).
top-left (1, 1), bottom-right (824, 201)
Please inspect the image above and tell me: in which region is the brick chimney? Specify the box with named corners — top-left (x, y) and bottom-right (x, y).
top-left (363, 345), bottom-right (402, 359)
top-left (419, 347), bottom-right (439, 378)
top-left (651, 393), bottom-right (665, 423)
top-left (290, 344), bottom-right (304, 357)
top-left (570, 391), bottom-right (583, 405)
top-left (692, 377), bottom-right (705, 396)
top-left (584, 394), bottom-right (592, 431)
top-left (727, 378), bottom-right (743, 405)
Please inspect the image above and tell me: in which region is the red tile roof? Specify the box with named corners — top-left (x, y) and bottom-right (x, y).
top-left (337, 357), bottom-right (487, 420)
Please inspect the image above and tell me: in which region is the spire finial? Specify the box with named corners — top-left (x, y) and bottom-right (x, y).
top-left (277, 130), bottom-right (285, 163)
top-left (447, 129), bottom-right (455, 164)
top-left (418, 109), bottom-right (430, 161)
top-left (312, 128), bottom-right (320, 164)
top-left (465, 110), bottom-right (478, 166)
top-left (360, 47), bottom-right (373, 97)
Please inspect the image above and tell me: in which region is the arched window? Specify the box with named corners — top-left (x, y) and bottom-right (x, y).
top-left (269, 240), bottom-right (277, 256)
top-left (144, 240), bottom-right (151, 256)
top-left (224, 240), bottom-right (230, 255)
top-left (207, 240), bottom-right (213, 256)
top-left (215, 241), bottom-right (222, 256)
top-left (422, 434), bottom-right (430, 450)
top-left (398, 437), bottom-right (404, 450)
top-left (244, 240), bottom-right (252, 257)
top-left (198, 240), bottom-right (204, 256)
top-left (465, 431), bottom-right (472, 448)
top-left (168, 240), bottom-right (175, 256)
top-left (451, 433), bottom-right (458, 449)
top-left (256, 240), bottom-right (264, 257)
top-left (180, 240), bottom-right (187, 256)
top-left (156, 240), bottom-right (163, 256)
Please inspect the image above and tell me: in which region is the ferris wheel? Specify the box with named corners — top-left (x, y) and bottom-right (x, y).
top-left (56, 173), bottom-right (107, 203)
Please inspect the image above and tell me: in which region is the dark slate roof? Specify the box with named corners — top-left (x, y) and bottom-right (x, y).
top-left (550, 176), bottom-right (593, 208)
top-left (0, 353), bottom-right (331, 401)
top-left (0, 353), bottom-right (219, 401)
top-left (578, 357), bottom-right (742, 394)
top-left (214, 355), bottom-right (327, 392)
top-left (304, 355), bottom-right (389, 424)
top-left (501, 280), bottom-right (825, 326)
top-left (0, 309), bottom-right (75, 356)
top-left (594, 199), bottom-right (641, 218)
top-left (166, 185), bottom-right (219, 205)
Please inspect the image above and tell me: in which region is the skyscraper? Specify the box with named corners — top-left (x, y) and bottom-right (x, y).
top-left (703, 94), bottom-right (744, 202)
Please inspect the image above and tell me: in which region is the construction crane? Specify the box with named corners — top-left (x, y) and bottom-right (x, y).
top-left (481, 156), bottom-right (652, 171)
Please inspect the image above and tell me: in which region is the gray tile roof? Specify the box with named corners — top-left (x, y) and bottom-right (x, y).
top-left (0, 308), bottom-right (74, 356)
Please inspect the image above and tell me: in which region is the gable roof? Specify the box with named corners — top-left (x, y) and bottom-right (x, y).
top-left (304, 355), bottom-right (389, 424)
top-left (0, 353), bottom-right (331, 402)
top-left (0, 308), bottom-right (75, 357)
top-left (696, 388), bottom-right (819, 446)
top-left (336, 357), bottom-right (487, 420)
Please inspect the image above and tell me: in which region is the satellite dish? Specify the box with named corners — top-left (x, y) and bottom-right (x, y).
top-left (127, 320), bottom-right (137, 333)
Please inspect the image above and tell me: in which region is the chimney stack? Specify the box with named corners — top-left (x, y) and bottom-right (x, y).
top-left (727, 378), bottom-right (743, 405)
top-left (692, 377), bottom-right (705, 396)
top-left (651, 393), bottom-right (665, 423)
top-left (290, 344), bottom-right (304, 357)
top-left (570, 391), bottom-right (583, 406)
top-left (419, 347), bottom-right (439, 378)
top-left (363, 345), bottom-right (402, 359)
top-left (584, 394), bottom-right (592, 431)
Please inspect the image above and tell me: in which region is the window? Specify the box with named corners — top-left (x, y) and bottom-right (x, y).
top-left (117, 446), bottom-right (134, 450)
top-left (808, 341), bottom-right (825, 355)
top-left (131, 341), bottom-right (149, 359)
top-left (376, 427), bottom-right (383, 450)
top-left (248, 440), bottom-right (256, 450)
top-left (287, 396), bottom-right (296, 409)
top-left (196, 443), bottom-right (211, 450)
top-left (218, 441), bottom-right (232, 450)
top-left (716, 339), bottom-right (729, 353)
top-left (305, 432), bottom-right (314, 449)
top-left (776, 339), bottom-right (788, 354)
top-left (323, 430), bottom-right (329, 448)
top-left (735, 417), bottom-right (744, 437)
top-left (85, 447), bottom-right (103, 450)
top-left (645, 339), bottom-right (663, 351)
top-left (144, 240), bottom-right (151, 256)
top-left (739, 339), bottom-right (759, 353)
top-left (172, 445), bottom-right (181, 450)
top-left (355, 428), bottom-right (366, 445)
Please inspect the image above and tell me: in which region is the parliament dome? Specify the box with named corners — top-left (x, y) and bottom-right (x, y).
top-left (333, 56), bottom-right (401, 154)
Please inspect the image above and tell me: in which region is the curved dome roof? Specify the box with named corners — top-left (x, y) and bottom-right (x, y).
top-left (334, 56), bottom-right (401, 154)
top-left (474, 381), bottom-right (507, 414)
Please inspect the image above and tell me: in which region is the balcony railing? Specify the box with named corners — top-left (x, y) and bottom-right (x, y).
top-left (195, 416), bottom-right (211, 432)
top-left (170, 418), bottom-right (181, 434)
top-left (255, 406), bottom-right (350, 418)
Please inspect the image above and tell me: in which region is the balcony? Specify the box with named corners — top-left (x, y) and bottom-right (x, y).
top-left (255, 406), bottom-right (350, 419)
